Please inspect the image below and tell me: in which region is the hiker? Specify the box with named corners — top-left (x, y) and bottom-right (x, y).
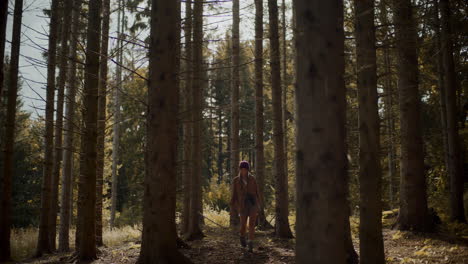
top-left (230, 160), bottom-right (261, 252)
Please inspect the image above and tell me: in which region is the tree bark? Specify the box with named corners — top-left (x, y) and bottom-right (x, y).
top-left (0, 0), bottom-right (23, 260)
top-left (96, 0), bottom-right (111, 246)
top-left (281, 0), bottom-right (288, 183)
top-left (254, 0), bottom-right (271, 230)
top-left (37, 0), bottom-right (60, 256)
top-left (110, 0), bottom-right (124, 229)
top-left (137, 1), bottom-right (191, 262)
top-left (392, 0), bottom-right (429, 231)
top-left (182, 0), bottom-right (193, 236)
top-left (354, 0), bottom-right (385, 262)
top-left (439, 0), bottom-right (466, 223)
top-left (50, 0), bottom-right (73, 250)
top-left (230, 0), bottom-right (241, 227)
top-left (0, 0), bottom-right (8, 100)
top-left (77, 0), bottom-right (102, 259)
top-left (295, 0), bottom-right (349, 263)
top-left (186, 0), bottom-right (204, 240)
top-left (59, 0), bottom-right (80, 252)
top-left (268, 0), bottom-right (293, 239)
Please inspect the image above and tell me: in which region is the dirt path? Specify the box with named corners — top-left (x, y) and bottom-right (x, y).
top-left (18, 226), bottom-right (468, 263)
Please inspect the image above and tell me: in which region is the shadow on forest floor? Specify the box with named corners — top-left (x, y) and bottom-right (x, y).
top-left (13, 224), bottom-right (468, 264)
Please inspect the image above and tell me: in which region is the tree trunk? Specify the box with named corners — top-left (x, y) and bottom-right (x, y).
top-left (59, 0), bottom-right (80, 252)
top-left (137, 1), bottom-right (191, 263)
top-left (433, 0), bottom-right (450, 192)
top-left (230, 0), bottom-right (241, 227)
top-left (439, 0), bottom-right (466, 223)
top-left (281, 0), bottom-right (288, 183)
top-left (96, 0), bottom-right (111, 246)
top-left (354, 0), bottom-right (385, 262)
top-left (392, 0), bottom-right (429, 231)
top-left (0, 0), bottom-right (8, 100)
top-left (110, 0), bottom-right (124, 229)
top-left (0, 0), bottom-right (23, 260)
top-left (50, 0), bottom-right (73, 250)
top-left (254, 0), bottom-right (271, 230)
top-left (77, 0), bottom-right (102, 259)
top-left (37, 0), bottom-right (60, 256)
top-left (295, 0), bottom-right (349, 263)
top-left (186, 0), bottom-right (204, 240)
top-left (268, 0), bottom-right (293, 239)
top-left (182, 0), bottom-right (193, 236)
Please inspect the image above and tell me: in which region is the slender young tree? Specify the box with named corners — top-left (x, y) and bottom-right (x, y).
top-left (268, 0), bottom-right (293, 239)
top-left (295, 0), bottom-right (349, 263)
top-left (392, 0), bottom-right (429, 231)
top-left (77, 0), bottom-right (102, 259)
top-left (439, 0), bottom-right (466, 223)
top-left (110, 0), bottom-right (124, 228)
top-left (59, 0), bottom-right (80, 252)
top-left (37, 0), bottom-right (60, 256)
top-left (0, 0), bottom-right (23, 260)
top-left (137, 0), bottom-right (191, 262)
top-left (50, 0), bottom-right (73, 250)
top-left (186, 0), bottom-right (205, 240)
top-left (0, 0), bottom-right (8, 100)
top-left (230, 0), bottom-right (241, 227)
top-left (182, 0), bottom-right (193, 235)
top-left (96, 0), bottom-right (111, 246)
top-left (354, 0), bottom-right (385, 262)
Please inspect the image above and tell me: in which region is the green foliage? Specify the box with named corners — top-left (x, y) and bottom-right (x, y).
top-left (203, 177), bottom-right (231, 212)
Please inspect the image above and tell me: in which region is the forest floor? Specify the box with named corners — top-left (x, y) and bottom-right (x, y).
top-left (12, 212), bottom-right (468, 264)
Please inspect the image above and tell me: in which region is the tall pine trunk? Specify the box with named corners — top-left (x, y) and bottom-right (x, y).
top-left (137, 1), bottom-right (191, 262)
top-left (268, 0), bottom-right (293, 239)
top-left (295, 0), bottom-right (349, 263)
top-left (229, 0), bottom-right (241, 227)
top-left (50, 0), bottom-right (73, 250)
top-left (254, 0), bottom-right (271, 230)
top-left (182, 0), bottom-right (193, 236)
top-left (96, 0), bottom-right (111, 246)
top-left (439, 0), bottom-right (466, 223)
top-left (37, 0), bottom-right (60, 256)
top-left (0, 0), bottom-right (8, 100)
top-left (186, 0), bottom-right (205, 240)
top-left (59, 0), bottom-right (80, 252)
top-left (393, 0), bottom-right (429, 231)
top-left (281, 0), bottom-right (288, 183)
top-left (110, 0), bottom-right (124, 228)
top-left (0, 0), bottom-right (23, 260)
top-left (77, 0), bottom-right (102, 259)
top-left (354, 0), bottom-right (385, 262)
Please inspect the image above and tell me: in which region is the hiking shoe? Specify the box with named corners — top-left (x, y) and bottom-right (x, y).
top-left (248, 240), bottom-right (253, 252)
top-left (240, 236), bottom-right (246, 248)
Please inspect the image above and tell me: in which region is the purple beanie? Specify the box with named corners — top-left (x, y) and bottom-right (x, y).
top-left (239, 160), bottom-right (250, 170)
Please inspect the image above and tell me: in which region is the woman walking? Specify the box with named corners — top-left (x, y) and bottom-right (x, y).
top-left (230, 161), bottom-right (261, 252)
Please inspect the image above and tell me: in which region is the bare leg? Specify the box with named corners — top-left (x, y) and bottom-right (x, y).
top-left (240, 214), bottom-right (248, 237)
top-left (248, 212), bottom-right (257, 241)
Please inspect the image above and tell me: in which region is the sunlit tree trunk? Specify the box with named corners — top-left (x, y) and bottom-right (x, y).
top-left (439, 0), bottom-right (466, 223)
top-left (393, 0), bottom-right (429, 231)
top-left (137, 1), bottom-right (191, 262)
top-left (354, 0), bottom-right (385, 262)
top-left (268, 0), bottom-right (293, 239)
top-left (77, 0), bottom-right (102, 259)
top-left (182, 0), bottom-right (193, 236)
top-left (59, 0), bottom-right (80, 252)
top-left (37, 0), bottom-right (60, 256)
top-left (295, 0), bottom-right (349, 263)
top-left (96, 0), bottom-right (111, 246)
top-left (0, 0), bottom-right (23, 260)
top-left (230, 0), bottom-right (241, 227)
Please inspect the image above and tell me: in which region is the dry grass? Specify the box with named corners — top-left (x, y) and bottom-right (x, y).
top-left (10, 226), bottom-right (140, 262)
